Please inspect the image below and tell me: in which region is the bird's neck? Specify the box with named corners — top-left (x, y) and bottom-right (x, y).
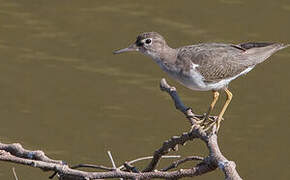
top-left (147, 45), bottom-right (177, 65)
top-left (160, 46), bottom-right (178, 64)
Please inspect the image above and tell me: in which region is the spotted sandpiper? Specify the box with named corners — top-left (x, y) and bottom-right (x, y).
top-left (114, 32), bottom-right (289, 131)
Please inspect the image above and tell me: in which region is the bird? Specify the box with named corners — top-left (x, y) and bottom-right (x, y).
top-left (114, 32), bottom-right (289, 131)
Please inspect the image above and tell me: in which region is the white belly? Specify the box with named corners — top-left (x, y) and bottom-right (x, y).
top-left (167, 64), bottom-right (254, 91)
top-left (152, 57), bottom-right (254, 91)
top-left (178, 66), bottom-right (254, 91)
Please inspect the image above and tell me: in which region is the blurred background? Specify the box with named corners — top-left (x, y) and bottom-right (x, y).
top-left (0, 0), bottom-right (289, 179)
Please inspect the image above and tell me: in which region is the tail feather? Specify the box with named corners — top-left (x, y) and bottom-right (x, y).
top-left (244, 42), bottom-right (289, 64)
top-left (272, 43), bottom-right (290, 52)
top-left (239, 42), bottom-right (289, 51)
top-left (240, 42), bottom-right (275, 50)
top-left (281, 43), bottom-right (290, 49)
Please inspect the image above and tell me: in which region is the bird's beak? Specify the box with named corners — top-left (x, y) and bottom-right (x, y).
top-left (113, 43), bottom-right (138, 54)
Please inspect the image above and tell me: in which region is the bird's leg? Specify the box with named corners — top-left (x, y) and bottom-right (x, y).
top-left (200, 91), bottom-right (219, 124)
top-left (216, 88), bottom-right (233, 132)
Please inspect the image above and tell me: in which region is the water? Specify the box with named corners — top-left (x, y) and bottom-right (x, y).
top-left (0, 0), bottom-right (289, 179)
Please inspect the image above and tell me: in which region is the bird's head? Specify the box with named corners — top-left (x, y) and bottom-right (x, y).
top-left (114, 32), bottom-right (168, 59)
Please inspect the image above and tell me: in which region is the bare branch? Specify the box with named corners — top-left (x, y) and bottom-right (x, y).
top-left (118, 155), bottom-right (180, 170)
top-left (160, 78), bottom-right (216, 125)
top-left (69, 155), bottom-right (181, 173)
top-left (0, 78), bottom-right (243, 180)
top-left (123, 162), bottom-right (140, 173)
top-left (158, 78), bottom-right (242, 180)
top-left (107, 151), bottom-right (117, 169)
top-left (142, 131), bottom-right (199, 172)
top-left (70, 164), bottom-right (114, 171)
top-left (161, 156), bottom-right (204, 171)
top-left (142, 79), bottom-right (209, 172)
top-left (0, 143), bottom-right (63, 165)
top-left (0, 144), bottom-right (216, 179)
top-left (207, 134), bottom-right (242, 180)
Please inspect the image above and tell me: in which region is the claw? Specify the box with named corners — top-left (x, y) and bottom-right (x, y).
top-left (192, 113), bottom-right (224, 133)
top-left (216, 117), bottom-right (224, 132)
top-left (195, 113), bottom-right (211, 125)
top-left (196, 116), bottom-right (223, 133)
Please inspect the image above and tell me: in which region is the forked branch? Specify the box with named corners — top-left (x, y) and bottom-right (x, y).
top-left (0, 78), bottom-right (242, 180)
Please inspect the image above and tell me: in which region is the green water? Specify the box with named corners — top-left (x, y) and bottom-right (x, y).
top-left (0, 0), bottom-right (289, 179)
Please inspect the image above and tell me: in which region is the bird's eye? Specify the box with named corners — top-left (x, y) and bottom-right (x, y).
top-left (145, 39), bottom-right (152, 44)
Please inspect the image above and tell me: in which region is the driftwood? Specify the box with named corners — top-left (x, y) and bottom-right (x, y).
top-left (0, 78), bottom-right (242, 180)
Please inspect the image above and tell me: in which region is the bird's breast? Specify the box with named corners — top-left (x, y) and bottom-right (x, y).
top-left (152, 57), bottom-right (232, 91)
top-left (155, 60), bottom-right (209, 91)
top-left (176, 67), bottom-right (210, 91)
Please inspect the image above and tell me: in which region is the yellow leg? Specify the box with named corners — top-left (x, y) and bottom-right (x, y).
top-left (216, 88), bottom-right (233, 131)
top-left (204, 91), bottom-right (220, 121)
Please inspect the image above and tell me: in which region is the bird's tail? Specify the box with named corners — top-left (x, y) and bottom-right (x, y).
top-left (279, 43), bottom-right (290, 50)
top-left (245, 43), bottom-right (289, 64)
top-left (267, 43), bottom-right (289, 51)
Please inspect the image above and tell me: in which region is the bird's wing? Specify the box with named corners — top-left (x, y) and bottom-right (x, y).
top-left (176, 43), bottom-right (250, 83)
top-left (176, 42), bottom-right (286, 83)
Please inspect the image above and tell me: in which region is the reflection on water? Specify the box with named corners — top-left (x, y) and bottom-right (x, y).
top-left (20, 50), bottom-right (81, 63)
top-left (153, 17), bottom-right (206, 36)
top-left (0, 0), bottom-right (290, 179)
top-left (219, 0), bottom-right (243, 5)
top-left (282, 5), bottom-right (290, 11)
top-left (80, 5), bottom-right (149, 17)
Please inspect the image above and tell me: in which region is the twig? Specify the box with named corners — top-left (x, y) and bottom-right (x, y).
top-left (107, 151), bottom-right (116, 169)
top-left (160, 78), bottom-right (217, 125)
top-left (142, 131), bottom-right (199, 172)
top-left (107, 151), bottom-right (117, 169)
top-left (123, 162), bottom-right (140, 173)
top-left (161, 156), bottom-right (204, 171)
top-left (118, 155), bottom-right (180, 170)
top-left (12, 167), bottom-right (19, 180)
top-left (68, 155), bottom-right (181, 172)
top-left (70, 164), bottom-right (114, 171)
top-left (48, 172), bottom-right (57, 179)
top-left (107, 151), bottom-right (123, 180)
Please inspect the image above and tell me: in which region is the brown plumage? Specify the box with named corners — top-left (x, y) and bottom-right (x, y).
top-left (176, 42), bottom-right (287, 83)
top-left (114, 32), bottom-right (289, 132)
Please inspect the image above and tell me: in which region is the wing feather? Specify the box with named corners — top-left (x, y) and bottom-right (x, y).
top-left (176, 43), bottom-right (250, 83)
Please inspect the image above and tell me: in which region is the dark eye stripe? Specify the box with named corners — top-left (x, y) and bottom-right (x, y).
top-left (135, 35), bottom-right (144, 47)
top-left (136, 41), bottom-right (144, 47)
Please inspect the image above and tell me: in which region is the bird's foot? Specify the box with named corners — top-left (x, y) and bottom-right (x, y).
top-left (215, 117), bottom-right (223, 132)
top-left (195, 113), bottom-right (215, 125)
top-left (191, 114), bottom-right (223, 133)
top-left (194, 118), bottom-right (205, 125)
top-left (202, 116), bottom-right (223, 133)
